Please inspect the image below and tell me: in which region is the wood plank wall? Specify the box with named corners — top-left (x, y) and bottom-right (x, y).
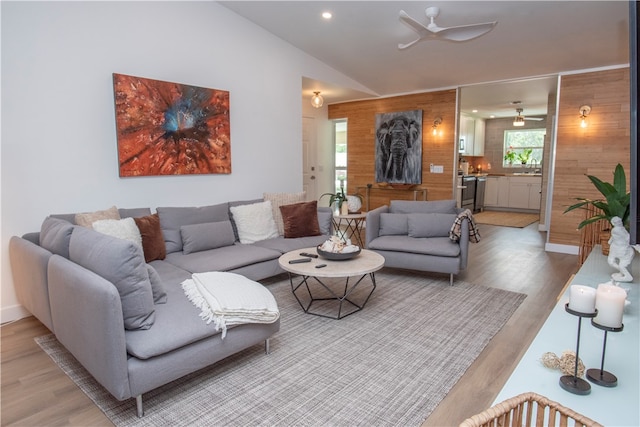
top-left (549, 68), bottom-right (630, 247)
top-left (328, 90), bottom-right (458, 210)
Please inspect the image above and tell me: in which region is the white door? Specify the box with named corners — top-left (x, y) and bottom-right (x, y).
top-left (302, 117), bottom-right (318, 201)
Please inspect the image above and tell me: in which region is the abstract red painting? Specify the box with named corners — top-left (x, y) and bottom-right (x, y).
top-left (113, 73), bottom-right (231, 176)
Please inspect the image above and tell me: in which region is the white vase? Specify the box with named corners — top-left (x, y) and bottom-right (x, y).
top-left (347, 195), bottom-right (362, 213)
top-left (340, 201), bottom-right (349, 215)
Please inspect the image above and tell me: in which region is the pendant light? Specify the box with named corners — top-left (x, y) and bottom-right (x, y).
top-left (513, 108), bottom-right (525, 127)
top-left (311, 91), bottom-right (324, 108)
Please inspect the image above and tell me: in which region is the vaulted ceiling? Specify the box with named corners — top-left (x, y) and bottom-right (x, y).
top-left (220, 1), bottom-right (630, 118)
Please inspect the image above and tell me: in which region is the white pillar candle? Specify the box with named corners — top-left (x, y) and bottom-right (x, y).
top-left (594, 283), bottom-right (626, 328)
top-left (568, 285), bottom-right (597, 313)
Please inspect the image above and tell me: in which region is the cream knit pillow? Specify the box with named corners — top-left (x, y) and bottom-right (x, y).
top-left (75, 205), bottom-right (121, 227)
top-left (92, 217), bottom-right (143, 247)
top-left (263, 192), bottom-right (306, 236)
top-left (230, 201), bottom-right (279, 244)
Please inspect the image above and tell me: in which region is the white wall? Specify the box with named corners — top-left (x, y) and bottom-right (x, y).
top-left (0, 1), bottom-right (370, 321)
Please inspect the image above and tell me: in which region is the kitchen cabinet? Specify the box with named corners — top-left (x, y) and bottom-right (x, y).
top-left (458, 114), bottom-right (485, 156)
top-left (485, 176), bottom-right (509, 207)
top-left (484, 176), bottom-right (541, 210)
top-left (484, 177), bottom-right (498, 206)
top-left (459, 114), bottom-right (475, 156)
top-left (508, 176), bottom-right (542, 209)
top-left (472, 118), bottom-right (485, 156)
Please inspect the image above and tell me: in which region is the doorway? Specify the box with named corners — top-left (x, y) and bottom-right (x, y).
top-left (302, 116), bottom-right (318, 201)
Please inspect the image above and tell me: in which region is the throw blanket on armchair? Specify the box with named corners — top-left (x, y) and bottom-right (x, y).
top-left (182, 272), bottom-right (280, 338)
top-left (450, 209), bottom-right (481, 243)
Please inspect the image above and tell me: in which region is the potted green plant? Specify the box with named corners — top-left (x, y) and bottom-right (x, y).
top-left (517, 148), bottom-right (533, 165)
top-left (320, 176), bottom-right (364, 214)
top-left (503, 147), bottom-right (517, 165)
top-left (320, 187), bottom-right (347, 209)
top-left (564, 163), bottom-right (630, 254)
top-left (321, 176), bottom-right (348, 210)
top-left (320, 188), bottom-right (365, 213)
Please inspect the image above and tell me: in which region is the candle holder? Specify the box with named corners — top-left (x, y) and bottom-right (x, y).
top-left (560, 303), bottom-right (597, 395)
top-left (586, 320), bottom-right (624, 387)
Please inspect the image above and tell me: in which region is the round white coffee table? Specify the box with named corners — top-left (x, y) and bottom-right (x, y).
top-left (279, 247), bottom-right (384, 319)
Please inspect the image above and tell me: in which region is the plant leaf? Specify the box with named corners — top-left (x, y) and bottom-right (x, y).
top-left (612, 163), bottom-right (627, 196)
top-left (577, 214), bottom-right (609, 229)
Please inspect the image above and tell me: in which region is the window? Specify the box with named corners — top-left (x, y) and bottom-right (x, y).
top-left (334, 120), bottom-right (347, 191)
top-left (503, 129), bottom-right (545, 166)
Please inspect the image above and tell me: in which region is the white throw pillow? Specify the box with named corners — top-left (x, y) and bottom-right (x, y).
top-left (230, 201), bottom-right (279, 244)
top-left (92, 217), bottom-right (143, 247)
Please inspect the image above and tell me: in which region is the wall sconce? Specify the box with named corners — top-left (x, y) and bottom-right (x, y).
top-left (432, 117), bottom-right (442, 135)
top-left (311, 91), bottom-right (324, 108)
top-left (579, 105), bottom-right (591, 128)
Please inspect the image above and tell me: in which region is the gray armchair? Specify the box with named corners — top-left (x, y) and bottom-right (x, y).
top-left (365, 200), bottom-right (470, 285)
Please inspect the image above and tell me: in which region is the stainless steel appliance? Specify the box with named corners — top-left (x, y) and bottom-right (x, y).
top-left (475, 176), bottom-right (486, 213)
top-left (461, 176), bottom-right (476, 211)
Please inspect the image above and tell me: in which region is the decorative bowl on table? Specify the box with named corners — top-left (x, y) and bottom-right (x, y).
top-left (316, 246), bottom-right (361, 261)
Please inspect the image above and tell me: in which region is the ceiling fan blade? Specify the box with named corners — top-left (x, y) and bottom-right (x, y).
top-left (398, 37), bottom-right (423, 50)
top-left (435, 21), bottom-right (497, 42)
top-left (524, 117), bottom-right (544, 121)
top-left (399, 10), bottom-right (433, 36)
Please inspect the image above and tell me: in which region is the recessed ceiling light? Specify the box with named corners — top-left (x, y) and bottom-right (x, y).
top-left (472, 109), bottom-right (478, 113)
top-left (322, 11), bottom-right (332, 19)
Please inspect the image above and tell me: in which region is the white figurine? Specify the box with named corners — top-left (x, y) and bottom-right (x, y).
top-left (607, 216), bottom-right (640, 282)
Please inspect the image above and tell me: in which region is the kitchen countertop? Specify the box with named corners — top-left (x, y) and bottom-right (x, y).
top-left (459, 173), bottom-right (542, 177)
top-left (485, 173), bottom-right (542, 177)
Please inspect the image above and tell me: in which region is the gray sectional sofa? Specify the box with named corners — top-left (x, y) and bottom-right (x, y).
top-left (365, 200), bottom-right (471, 285)
top-left (9, 199), bottom-right (332, 416)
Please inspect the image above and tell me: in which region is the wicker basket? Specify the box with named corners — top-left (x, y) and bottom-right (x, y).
top-left (459, 392), bottom-right (603, 427)
top-left (578, 204), bottom-right (611, 264)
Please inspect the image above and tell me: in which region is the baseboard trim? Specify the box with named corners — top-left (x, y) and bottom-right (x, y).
top-left (1, 304), bottom-right (30, 325)
top-left (545, 243), bottom-right (579, 255)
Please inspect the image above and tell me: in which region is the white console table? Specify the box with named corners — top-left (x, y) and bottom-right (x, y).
top-left (494, 246), bottom-right (639, 425)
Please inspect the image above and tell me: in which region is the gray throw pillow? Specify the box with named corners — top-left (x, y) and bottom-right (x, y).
top-left (317, 208), bottom-right (332, 235)
top-left (390, 200), bottom-right (457, 214)
top-left (407, 213), bottom-right (457, 238)
top-left (40, 217), bottom-right (75, 258)
top-left (180, 220), bottom-right (236, 254)
top-left (69, 226), bottom-right (155, 330)
top-left (146, 264), bottom-right (168, 304)
top-left (157, 203), bottom-right (230, 253)
top-left (379, 213), bottom-right (409, 236)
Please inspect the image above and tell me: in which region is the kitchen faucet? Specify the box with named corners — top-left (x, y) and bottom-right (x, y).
top-left (530, 159), bottom-right (540, 173)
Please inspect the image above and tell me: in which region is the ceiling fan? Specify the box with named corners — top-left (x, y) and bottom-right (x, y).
top-left (398, 6), bottom-right (497, 50)
top-left (513, 108), bottom-right (543, 126)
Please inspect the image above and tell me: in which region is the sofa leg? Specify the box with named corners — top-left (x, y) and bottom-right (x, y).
top-left (265, 338), bottom-right (271, 355)
top-left (136, 395), bottom-right (144, 418)
top-left (449, 273), bottom-right (454, 286)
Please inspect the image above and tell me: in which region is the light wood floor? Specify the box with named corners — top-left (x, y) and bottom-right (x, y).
top-left (1, 222), bottom-right (578, 426)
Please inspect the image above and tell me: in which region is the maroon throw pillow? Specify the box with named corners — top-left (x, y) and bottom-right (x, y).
top-left (279, 201), bottom-right (321, 238)
top-left (134, 213), bottom-right (166, 262)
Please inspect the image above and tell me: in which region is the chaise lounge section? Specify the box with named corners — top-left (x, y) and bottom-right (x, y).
top-left (9, 196), bottom-right (332, 416)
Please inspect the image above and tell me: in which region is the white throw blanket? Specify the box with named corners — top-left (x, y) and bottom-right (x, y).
top-left (182, 272), bottom-right (280, 339)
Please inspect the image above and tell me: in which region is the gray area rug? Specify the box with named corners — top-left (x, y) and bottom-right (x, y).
top-left (36, 270), bottom-right (526, 427)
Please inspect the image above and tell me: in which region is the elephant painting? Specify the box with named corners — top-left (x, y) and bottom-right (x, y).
top-left (375, 110), bottom-right (422, 184)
